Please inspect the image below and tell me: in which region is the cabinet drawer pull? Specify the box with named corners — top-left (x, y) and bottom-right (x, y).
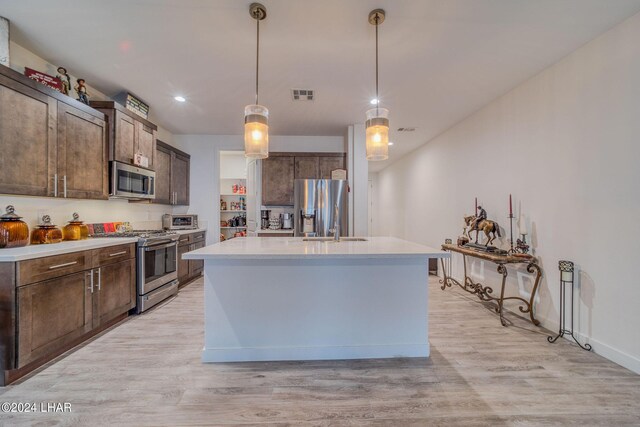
top-left (48, 261), bottom-right (78, 270)
top-left (108, 250), bottom-right (128, 257)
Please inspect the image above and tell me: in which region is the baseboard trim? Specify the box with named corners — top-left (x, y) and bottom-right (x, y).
top-left (202, 343), bottom-right (430, 363)
top-left (437, 271), bottom-right (640, 375)
top-left (564, 330), bottom-right (640, 374)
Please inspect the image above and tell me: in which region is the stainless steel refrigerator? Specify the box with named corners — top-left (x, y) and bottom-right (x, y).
top-left (294, 179), bottom-right (349, 237)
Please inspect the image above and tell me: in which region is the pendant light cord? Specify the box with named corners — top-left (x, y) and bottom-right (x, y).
top-left (256, 17), bottom-right (260, 105)
top-left (375, 14), bottom-right (379, 115)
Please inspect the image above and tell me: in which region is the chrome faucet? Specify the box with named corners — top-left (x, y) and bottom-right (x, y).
top-left (331, 203), bottom-right (340, 242)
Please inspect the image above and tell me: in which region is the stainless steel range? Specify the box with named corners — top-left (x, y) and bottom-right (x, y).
top-left (92, 230), bottom-right (180, 313)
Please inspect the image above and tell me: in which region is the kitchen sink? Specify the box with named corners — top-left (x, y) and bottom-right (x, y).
top-left (302, 237), bottom-right (368, 242)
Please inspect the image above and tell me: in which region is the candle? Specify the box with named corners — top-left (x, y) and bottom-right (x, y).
top-left (561, 270), bottom-right (573, 282)
top-left (509, 194), bottom-right (513, 216)
top-left (519, 214), bottom-right (527, 235)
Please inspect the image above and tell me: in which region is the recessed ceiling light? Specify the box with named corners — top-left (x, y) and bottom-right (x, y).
top-left (174, 96), bottom-right (186, 102)
top-left (388, 141), bottom-right (394, 146)
top-left (370, 98), bottom-right (379, 105)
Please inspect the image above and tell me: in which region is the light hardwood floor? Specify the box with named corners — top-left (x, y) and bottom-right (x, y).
top-left (1, 277), bottom-right (639, 426)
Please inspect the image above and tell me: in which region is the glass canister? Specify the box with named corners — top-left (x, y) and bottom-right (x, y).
top-left (0, 205), bottom-right (30, 248)
top-left (30, 215), bottom-right (63, 245)
top-left (63, 212), bottom-right (89, 241)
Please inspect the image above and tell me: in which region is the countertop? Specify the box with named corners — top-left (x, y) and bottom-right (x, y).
top-left (174, 228), bottom-right (207, 235)
top-left (256, 229), bottom-right (295, 234)
top-left (0, 228), bottom-right (208, 262)
top-left (0, 237), bottom-right (139, 262)
top-left (183, 236), bottom-right (449, 260)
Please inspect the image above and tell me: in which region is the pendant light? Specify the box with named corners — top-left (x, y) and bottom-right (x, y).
top-left (245, 3), bottom-right (269, 159)
top-left (365, 9), bottom-right (389, 161)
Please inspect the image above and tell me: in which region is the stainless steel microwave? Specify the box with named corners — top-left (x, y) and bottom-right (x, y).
top-left (163, 214), bottom-right (198, 230)
top-left (110, 161), bottom-right (155, 199)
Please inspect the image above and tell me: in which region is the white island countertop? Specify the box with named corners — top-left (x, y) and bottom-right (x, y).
top-left (183, 236), bottom-right (448, 260)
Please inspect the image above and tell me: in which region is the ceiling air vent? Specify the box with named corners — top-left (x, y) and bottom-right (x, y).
top-left (292, 89), bottom-right (314, 101)
top-left (397, 127), bottom-right (416, 132)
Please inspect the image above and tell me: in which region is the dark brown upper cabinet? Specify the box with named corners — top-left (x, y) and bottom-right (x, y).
top-left (90, 100), bottom-right (157, 171)
top-left (262, 155), bottom-right (295, 206)
top-left (262, 153), bottom-right (346, 206)
top-left (294, 156), bottom-right (320, 179)
top-left (152, 140), bottom-right (190, 206)
top-left (319, 155), bottom-right (346, 179)
top-left (0, 64), bottom-right (108, 200)
top-left (57, 102), bottom-right (108, 199)
top-left (154, 142), bottom-right (172, 205)
top-left (172, 151), bottom-right (190, 206)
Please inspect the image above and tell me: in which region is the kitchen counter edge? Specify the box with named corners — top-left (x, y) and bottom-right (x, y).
top-left (0, 237), bottom-right (140, 262)
top-left (183, 237), bottom-right (449, 260)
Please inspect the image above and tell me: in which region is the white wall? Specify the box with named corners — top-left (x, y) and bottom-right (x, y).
top-left (0, 195), bottom-right (169, 230)
top-left (8, 40), bottom-right (175, 143)
top-left (172, 135), bottom-right (346, 244)
top-left (0, 17), bottom-right (9, 67)
top-left (219, 151), bottom-right (247, 180)
top-left (374, 12), bottom-right (640, 373)
top-left (346, 125), bottom-right (369, 236)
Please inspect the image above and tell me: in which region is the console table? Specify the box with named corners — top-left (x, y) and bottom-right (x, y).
top-left (440, 243), bottom-right (542, 327)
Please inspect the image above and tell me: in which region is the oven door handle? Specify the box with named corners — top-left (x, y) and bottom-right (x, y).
top-left (144, 242), bottom-right (177, 251)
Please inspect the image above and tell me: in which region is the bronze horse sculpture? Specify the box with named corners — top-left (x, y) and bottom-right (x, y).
top-left (464, 215), bottom-right (501, 246)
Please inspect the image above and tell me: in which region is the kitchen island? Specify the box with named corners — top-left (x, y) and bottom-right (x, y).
top-left (184, 237), bottom-right (448, 362)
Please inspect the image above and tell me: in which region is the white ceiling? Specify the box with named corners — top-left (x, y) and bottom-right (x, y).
top-left (2, 0), bottom-right (640, 171)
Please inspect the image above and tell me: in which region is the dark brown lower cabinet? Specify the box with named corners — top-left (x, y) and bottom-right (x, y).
top-left (177, 231), bottom-right (206, 288)
top-left (189, 241), bottom-right (205, 277)
top-left (94, 258), bottom-right (136, 326)
top-left (2, 243), bottom-right (136, 385)
top-left (178, 242), bottom-right (191, 286)
top-left (17, 271), bottom-right (93, 367)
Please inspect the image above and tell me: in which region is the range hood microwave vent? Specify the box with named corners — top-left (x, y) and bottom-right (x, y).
top-left (292, 89), bottom-right (314, 101)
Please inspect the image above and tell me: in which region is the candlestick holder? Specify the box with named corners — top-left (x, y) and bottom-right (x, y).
top-left (516, 233), bottom-right (530, 254)
top-left (507, 213), bottom-right (515, 254)
top-left (547, 261), bottom-right (592, 351)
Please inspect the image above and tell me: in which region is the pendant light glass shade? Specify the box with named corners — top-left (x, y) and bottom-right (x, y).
top-left (244, 104), bottom-right (269, 159)
top-left (365, 107), bottom-right (389, 161)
